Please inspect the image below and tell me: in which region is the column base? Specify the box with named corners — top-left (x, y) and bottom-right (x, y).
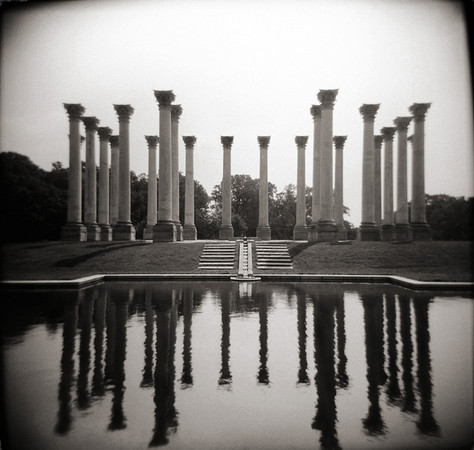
top-left (113, 222), bottom-right (136, 241)
top-left (336, 224), bottom-right (347, 240)
top-left (183, 225), bottom-right (197, 240)
top-left (317, 221), bottom-right (338, 242)
top-left (411, 222), bottom-right (431, 241)
top-left (100, 224), bottom-right (113, 241)
top-left (219, 226), bottom-right (234, 240)
top-left (395, 223), bottom-right (413, 242)
top-left (359, 222), bottom-right (381, 241)
top-left (143, 224), bottom-right (155, 240)
top-left (256, 225), bottom-right (271, 240)
top-left (293, 225), bottom-right (308, 240)
top-left (153, 221), bottom-right (177, 242)
top-left (381, 224), bottom-right (396, 241)
top-left (86, 223), bottom-right (101, 241)
top-left (175, 222), bottom-right (183, 241)
top-left (308, 223), bottom-right (318, 242)
top-left (61, 222), bottom-right (87, 241)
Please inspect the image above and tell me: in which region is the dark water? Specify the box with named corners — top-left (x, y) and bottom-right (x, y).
top-left (1, 281), bottom-right (472, 450)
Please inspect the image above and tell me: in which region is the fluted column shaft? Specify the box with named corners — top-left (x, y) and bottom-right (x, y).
top-left (381, 127), bottom-right (396, 241)
top-left (183, 136), bottom-right (197, 240)
top-left (309, 105), bottom-right (321, 241)
top-left (219, 136), bottom-right (234, 240)
top-left (257, 136), bottom-right (271, 240)
top-left (144, 136), bottom-right (159, 240)
top-left (98, 127), bottom-right (112, 240)
top-left (317, 89), bottom-right (338, 241)
top-left (294, 136), bottom-right (308, 240)
top-left (374, 135), bottom-right (383, 226)
top-left (61, 104), bottom-right (87, 241)
top-left (154, 90), bottom-right (177, 242)
top-left (394, 116), bottom-right (412, 241)
top-left (334, 136), bottom-right (347, 240)
top-left (109, 135), bottom-right (119, 226)
top-left (359, 104), bottom-right (380, 241)
top-left (171, 105), bottom-right (183, 240)
top-left (409, 103), bottom-right (431, 240)
top-left (113, 105), bottom-right (136, 241)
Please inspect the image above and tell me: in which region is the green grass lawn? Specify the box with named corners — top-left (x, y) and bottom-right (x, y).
top-left (1, 240), bottom-right (472, 281)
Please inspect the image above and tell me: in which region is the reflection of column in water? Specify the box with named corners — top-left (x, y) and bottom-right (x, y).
top-left (361, 294), bottom-right (386, 435)
top-left (166, 290), bottom-right (179, 431)
top-left (92, 285), bottom-right (107, 397)
top-left (104, 290), bottom-right (116, 386)
top-left (55, 291), bottom-right (80, 435)
top-left (108, 289), bottom-right (129, 430)
top-left (77, 287), bottom-right (96, 410)
top-left (150, 293), bottom-right (172, 446)
top-left (312, 295), bottom-right (341, 450)
top-left (257, 292), bottom-right (269, 385)
top-left (399, 294), bottom-right (417, 413)
top-left (219, 293), bottom-right (232, 387)
top-left (335, 294), bottom-right (348, 389)
top-left (413, 295), bottom-right (439, 436)
top-left (297, 290), bottom-right (309, 385)
top-left (141, 286), bottom-right (154, 388)
top-left (385, 293), bottom-right (401, 404)
top-left (181, 288), bottom-right (194, 387)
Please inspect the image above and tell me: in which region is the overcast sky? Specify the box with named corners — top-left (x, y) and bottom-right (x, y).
top-left (1, 0), bottom-right (472, 226)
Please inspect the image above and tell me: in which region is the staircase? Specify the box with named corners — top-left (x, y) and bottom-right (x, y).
top-left (198, 242), bottom-right (237, 270)
top-left (255, 242), bottom-right (293, 270)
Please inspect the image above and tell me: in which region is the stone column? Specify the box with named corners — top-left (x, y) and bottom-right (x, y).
top-left (97, 126), bottom-right (113, 241)
top-left (61, 103), bottom-right (87, 241)
top-left (374, 135), bottom-right (383, 227)
top-left (359, 104), bottom-right (381, 241)
top-left (317, 89), bottom-right (338, 241)
top-left (109, 135), bottom-right (120, 226)
top-left (183, 136), bottom-right (197, 241)
top-left (409, 103), bottom-right (432, 240)
top-left (294, 136), bottom-right (308, 240)
top-left (333, 136), bottom-right (347, 240)
top-left (394, 116), bottom-right (413, 241)
top-left (82, 116), bottom-right (101, 241)
top-left (380, 127), bottom-right (396, 241)
top-left (113, 105), bottom-right (136, 241)
top-left (153, 90), bottom-right (177, 242)
top-left (256, 136), bottom-right (271, 240)
top-left (219, 136), bottom-right (234, 240)
top-left (171, 105), bottom-right (183, 241)
top-left (144, 136), bottom-right (159, 240)
top-left (309, 104), bottom-right (322, 241)
top-left (183, 136), bottom-right (198, 240)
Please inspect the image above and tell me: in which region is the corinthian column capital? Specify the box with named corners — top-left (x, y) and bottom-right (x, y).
top-left (97, 127), bottom-right (113, 141)
top-left (295, 136), bottom-right (308, 148)
top-left (145, 135), bottom-right (159, 148)
top-left (82, 116), bottom-right (100, 130)
top-left (258, 136), bottom-right (270, 148)
top-left (64, 103), bottom-right (85, 119)
top-left (409, 103), bottom-right (431, 121)
top-left (183, 136), bottom-right (197, 148)
top-left (333, 135), bottom-right (347, 149)
top-left (109, 135), bottom-right (119, 147)
top-left (221, 136), bottom-right (234, 148)
top-left (374, 135), bottom-right (384, 150)
top-left (154, 90), bottom-right (176, 108)
top-left (394, 116), bottom-right (412, 131)
top-left (310, 104), bottom-right (322, 120)
top-left (114, 105), bottom-right (134, 121)
top-left (359, 104), bottom-right (380, 121)
top-left (317, 89), bottom-right (338, 109)
top-left (381, 127), bottom-right (396, 141)
top-left (171, 104), bottom-right (183, 121)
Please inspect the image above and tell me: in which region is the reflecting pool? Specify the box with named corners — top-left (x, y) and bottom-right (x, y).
top-left (1, 282), bottom-right (473, 449)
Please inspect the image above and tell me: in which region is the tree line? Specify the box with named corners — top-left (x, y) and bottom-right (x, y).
top-left (0, 152), bottom-right (472, 242)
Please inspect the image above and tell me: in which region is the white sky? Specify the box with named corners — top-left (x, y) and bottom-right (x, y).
top-left (1, 0), bottom-right (472, 226)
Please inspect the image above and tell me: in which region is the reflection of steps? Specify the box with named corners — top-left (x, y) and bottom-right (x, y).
top-left (255, 242), bottom-right (293, 270)
top-left (198, 242), bottom-right (236, 270)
